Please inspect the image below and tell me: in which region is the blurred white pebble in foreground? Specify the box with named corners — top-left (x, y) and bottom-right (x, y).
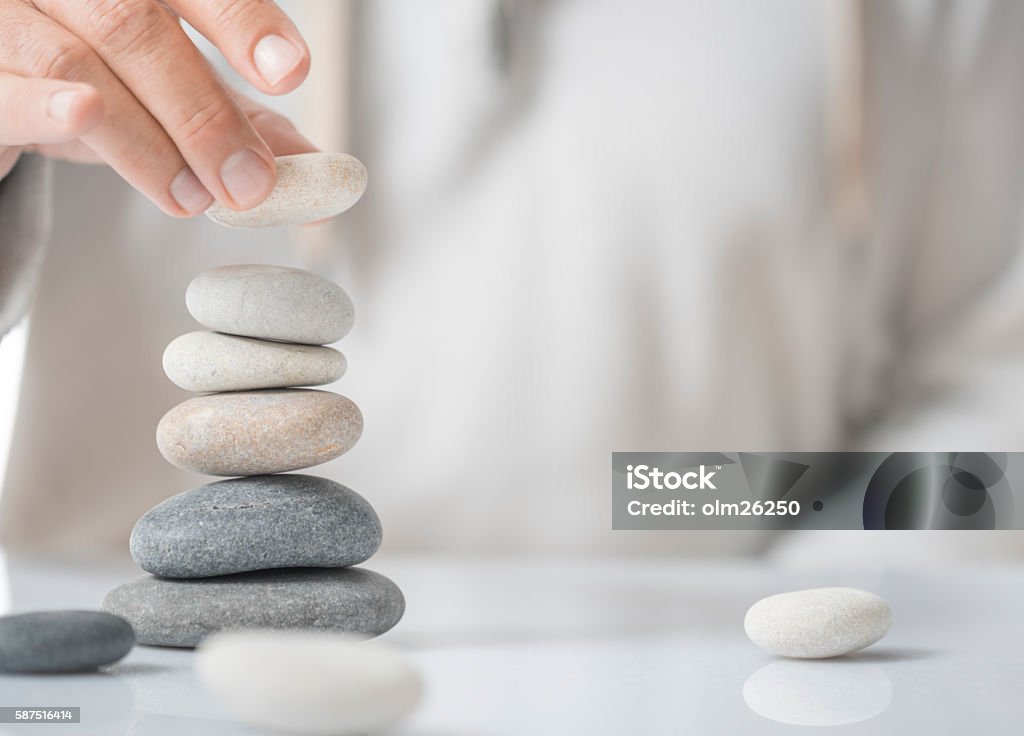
top-left (206, 153), bottom-right (367, 228)
top-left (196, 630), bottom-right (423, 734)
top-left (744, 587), bottom-right (892, 659)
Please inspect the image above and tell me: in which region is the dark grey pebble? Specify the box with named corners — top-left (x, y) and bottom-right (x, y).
top-left (101, 567), bottom-right (404, 648)
top-left (0, 611), bottom-right (135, 673)
top-left (130, 474), bottom-right (382, 578)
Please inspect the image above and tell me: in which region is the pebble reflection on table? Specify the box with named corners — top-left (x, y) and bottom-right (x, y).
top-left (743, 660), bottom-right (894, 726)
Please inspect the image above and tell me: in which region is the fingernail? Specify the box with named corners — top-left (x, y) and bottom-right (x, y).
top-left (170, 167), bottom-right (213, 214)
top-left (253, 34), bottom-right (303, 86)
top-left (47, 90), bottom-right (79, 124)
top-left (220, 149), bottom-right (274, 209)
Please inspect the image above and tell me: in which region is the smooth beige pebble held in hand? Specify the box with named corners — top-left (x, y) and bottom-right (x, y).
top-left (206, 153), bottom-right (367, 228)
top-left (744, 587), bottom-right (892, 658)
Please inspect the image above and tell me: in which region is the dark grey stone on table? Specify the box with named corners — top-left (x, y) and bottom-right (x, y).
top-left (0, 610), bottom-right (134, 673)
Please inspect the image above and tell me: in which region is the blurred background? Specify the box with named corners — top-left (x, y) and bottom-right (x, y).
top-left (2, 0), bottom-right (1024, 562)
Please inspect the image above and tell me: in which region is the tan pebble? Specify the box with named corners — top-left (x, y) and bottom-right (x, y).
top-left (156, 389), bottom-right (362, 476)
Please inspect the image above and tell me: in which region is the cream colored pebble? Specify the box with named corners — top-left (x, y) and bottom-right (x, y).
top-left (163, 331), bottom-right (346, 392)
top-left (744, 587), bottom-right (892, 659)
top-left (206, 153), bottom-right (367, 228)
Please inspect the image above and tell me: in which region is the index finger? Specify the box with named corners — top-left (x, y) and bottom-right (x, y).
top-left (37, 0), bottom-right (278, 210)
top-left (169, 0), bottom-right (310, 94)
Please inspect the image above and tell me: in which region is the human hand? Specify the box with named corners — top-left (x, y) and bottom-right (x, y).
top-left (0, 0), bottom-right (316, 216)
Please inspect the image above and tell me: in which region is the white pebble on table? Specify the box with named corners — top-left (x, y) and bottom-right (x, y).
top-left (744, 587), bottom-right (892, 659)
top-left (196, 631), bottom-right (423, 735)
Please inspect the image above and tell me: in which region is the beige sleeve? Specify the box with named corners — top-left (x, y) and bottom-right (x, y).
top-left (0, 155), bottom-right (53, 338)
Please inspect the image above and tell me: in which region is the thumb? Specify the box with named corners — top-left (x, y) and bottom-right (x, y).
top-left (0, 72), bottom-right (102, 147)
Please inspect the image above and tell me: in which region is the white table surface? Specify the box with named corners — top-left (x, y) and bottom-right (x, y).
top-left (0, 550), bottom-right (1021, 735)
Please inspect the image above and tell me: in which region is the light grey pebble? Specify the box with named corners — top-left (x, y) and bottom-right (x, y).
top-left (156, 389), bottom-right (362, 476)
top-left (206, 153), bottom-right (367, 228)
top-left (131, 475), bottom-right (381, 578)
top-left (163, 331), bottom-right (346, 392)
top-left (0, 610), bottom-right (135, 673)
top-left (744, 587), bottom-right (892, 659)
top-left (102, 568), bottom-right (404, 648)
top-left (186, 264), bottom-right (354, 346)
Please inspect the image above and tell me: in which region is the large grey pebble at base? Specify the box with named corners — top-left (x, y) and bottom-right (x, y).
top-left (163, 331), bottom-right (346, 392)
top-left (186, 264), bottom-right (354, 346)
top-left (206, 153), bottom-right (367, 228)
top-left (0, 611), bottom-right (135, 673)
top-left (156, 389), bottom-right (362, 476)
top-left (102, 568), bottom-right (404, 648)
top-left (744, 587), bottom-right (892, 659)
top-left (131, 475), bottom-right (381, 578)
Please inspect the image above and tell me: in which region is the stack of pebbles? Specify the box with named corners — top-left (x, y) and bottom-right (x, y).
top-left (101, 153), bottom-right (401, 648)
top-left (102, 263), bottom-right (403, 647)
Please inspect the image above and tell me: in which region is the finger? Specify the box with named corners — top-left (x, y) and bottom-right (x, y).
top-left (169, 0), bottom-right (309, 94)
top-left (0, 7), bottom-right (212, 217)
top-left (232, 92), bottom-right (318, 156)
top-left (0, 72), bottom-right (102, 146)
top-left (36, 0), bottom-right (277, 210)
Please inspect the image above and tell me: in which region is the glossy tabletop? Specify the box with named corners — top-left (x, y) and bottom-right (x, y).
top-left (0, 551), bottom-right (1021, 735)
